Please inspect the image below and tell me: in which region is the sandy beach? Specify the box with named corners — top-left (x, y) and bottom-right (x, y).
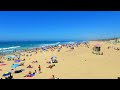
top-left (0, 41), bottom-right (120, 79)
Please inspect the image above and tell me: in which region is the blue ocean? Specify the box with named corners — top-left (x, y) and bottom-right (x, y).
top-left (0, 40), bottom-right (82, 54)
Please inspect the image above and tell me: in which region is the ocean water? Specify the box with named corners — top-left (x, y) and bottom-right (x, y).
top-left (0, 40), bottom-right (82, 54)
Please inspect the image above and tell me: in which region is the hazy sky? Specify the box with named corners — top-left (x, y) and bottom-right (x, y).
top-left (0, 11), bottom-right (120, 41)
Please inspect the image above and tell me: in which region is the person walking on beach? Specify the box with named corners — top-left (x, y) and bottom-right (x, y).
top-left (38, 65), bottom-right (41, 74)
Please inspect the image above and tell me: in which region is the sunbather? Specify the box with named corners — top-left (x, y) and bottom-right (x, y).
top-left (24, 71), bottom-right (36, 77)
top-left (46, 64), bottom-right (55, 69)
top-left (22, 59), bottom-right (26, 61)
top-left (0, 61), bottom-right (4, 63)
top-left (27, 65), bottom-right (33, 68)
top-left (32, 60), bottom-right (38, 63)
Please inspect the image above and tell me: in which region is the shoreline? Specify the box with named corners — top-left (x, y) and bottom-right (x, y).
top-left (0, 41), bottom-right (84, 57)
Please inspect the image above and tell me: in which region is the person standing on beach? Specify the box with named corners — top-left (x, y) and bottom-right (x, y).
top-left (38, 65), bottom-right (41, 74)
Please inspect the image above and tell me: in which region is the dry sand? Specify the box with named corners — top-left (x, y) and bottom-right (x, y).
top-left (0, 41), bottom-right (120, 79)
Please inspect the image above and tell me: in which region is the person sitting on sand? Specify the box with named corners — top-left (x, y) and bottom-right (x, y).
top-left (107, 46), bottom-right (110, 49)
top-left (33, 70), bottom-right (37, 75)
top-left (46, 61), bottom-right (51, 64)
top-left (27, 65), bottom-right (33, 68)
top-left (0, 61), bottom-right (4, 63)
top-left (32, 60), bottom-right (38, 63)
top-left (116, 48), bottom-right (120, 51)
top-left (29, 71), bottom-right (32, 75)
top-left (46, 64), bottom-right (55, 69)
top-left (22, 59), bottom-right (26, 61)
top-left (19, 62), bottom-right (24, 66)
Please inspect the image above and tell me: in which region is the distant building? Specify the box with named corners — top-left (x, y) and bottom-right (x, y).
top-left (116, 38), bottom-right (120, 43)
top-left (108, 38), bottom-right (120, 44)
top-left (109, 40), bottom-right (115, 44)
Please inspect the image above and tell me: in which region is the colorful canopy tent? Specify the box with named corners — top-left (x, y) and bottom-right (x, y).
top-left (93, 44), bottom-right (101, 52)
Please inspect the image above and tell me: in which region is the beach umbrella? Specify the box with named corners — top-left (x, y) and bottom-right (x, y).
top-left (11, 64), bottom-right (20, 69)
top-left (94, 44), bottom-right (101, 47)
top-left (3, 72), bottom-right (11, 77)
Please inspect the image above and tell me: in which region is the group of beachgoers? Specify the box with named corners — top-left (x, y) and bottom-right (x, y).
top-left (0, 41), bottom-right (91, 79)
top-left (107, 46), bottom-right (120, 51)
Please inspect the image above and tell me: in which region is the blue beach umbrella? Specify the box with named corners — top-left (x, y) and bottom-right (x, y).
top-left (11, 64), bottom-right (20, 69)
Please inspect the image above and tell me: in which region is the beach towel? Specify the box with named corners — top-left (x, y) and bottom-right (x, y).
top-left (14, 69), bottom-right (25, 74)
top-left (11, 64), bottom-right (20, 69)
top-left (0, 64), bottom-right (6, 66)
top-left (14, 60), bottom-right (21, 63)
top-left (3, 72), bottom-right (11, 77)
top-left (25, 73), bottom-right (36, 77)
